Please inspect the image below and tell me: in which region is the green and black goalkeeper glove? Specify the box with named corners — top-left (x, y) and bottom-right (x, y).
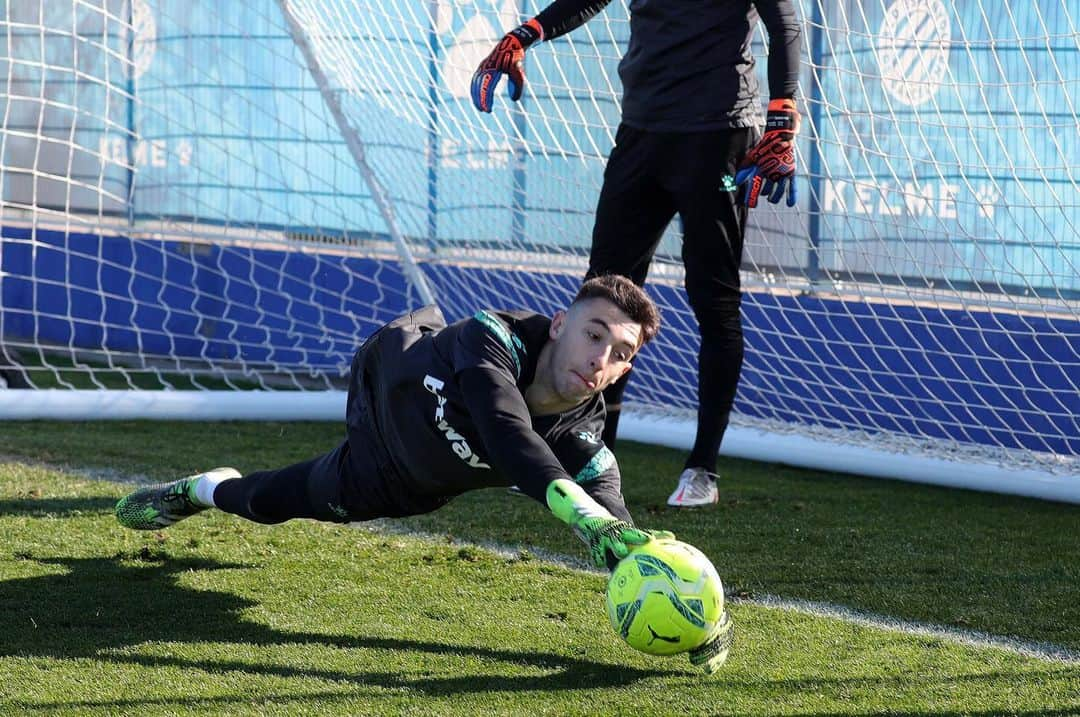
top-left (688, 609), bottom-right (734, 674)
top-left (546, 478), bottom-right (673, 569)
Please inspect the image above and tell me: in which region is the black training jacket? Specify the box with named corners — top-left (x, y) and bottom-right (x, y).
top-left (535, 0), bottom-right (801, 131)
top-left (347, 306), bottom-right (632, 521)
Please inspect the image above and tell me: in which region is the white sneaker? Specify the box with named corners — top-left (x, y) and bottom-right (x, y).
top-left (667, 467), bottom-right (719, 507)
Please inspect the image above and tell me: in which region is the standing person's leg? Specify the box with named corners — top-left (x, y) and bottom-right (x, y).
top-left (587, 124), bottom-right (677, 447)
top-left (661, 128), bottom-right (755, 507)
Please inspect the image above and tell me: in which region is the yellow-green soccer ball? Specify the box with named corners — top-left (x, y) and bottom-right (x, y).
top-left (606, 539), bottom-right (725, 656)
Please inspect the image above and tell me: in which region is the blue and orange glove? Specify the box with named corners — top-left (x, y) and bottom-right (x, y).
top-left (470, 19), bottom-right (543, 113)
top-left (735, 98), bottom-right (801, 208)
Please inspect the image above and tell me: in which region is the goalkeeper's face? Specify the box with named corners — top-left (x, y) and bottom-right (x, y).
top-left (547, 298), bottom-right (641, 403)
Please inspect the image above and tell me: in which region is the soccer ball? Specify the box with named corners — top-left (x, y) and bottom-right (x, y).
top-left (605, 538), bottom-right (725, 656)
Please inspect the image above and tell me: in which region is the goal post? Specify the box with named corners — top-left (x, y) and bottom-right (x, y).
top-left (1, 1), bottom-right (1077, 501)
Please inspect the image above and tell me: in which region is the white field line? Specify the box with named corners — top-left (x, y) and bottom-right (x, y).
top-left (16, 461), bottom-right (1080, 666)
top-left (747, 594), bottom-right (1080, 665)
top-left (364, 520), bottom-right (1080, 666)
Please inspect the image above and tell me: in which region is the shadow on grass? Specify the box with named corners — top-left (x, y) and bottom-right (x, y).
top-left (0, 553), bottom-right (673, 710)
top-left (0, 496), bottom-right (118, 518)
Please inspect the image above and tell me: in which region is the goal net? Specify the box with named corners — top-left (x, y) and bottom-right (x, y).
top-left (1, 1), bottom-right (1077, 498)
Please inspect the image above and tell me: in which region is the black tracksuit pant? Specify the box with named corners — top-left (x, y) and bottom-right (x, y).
top-left (586, 124), bottom-right (755, 473)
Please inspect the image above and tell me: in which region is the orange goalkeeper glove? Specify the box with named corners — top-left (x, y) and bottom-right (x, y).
top-left (736, 98), bottom-right (801, 208)
top-left (470, 19), bottom-right (543, 113)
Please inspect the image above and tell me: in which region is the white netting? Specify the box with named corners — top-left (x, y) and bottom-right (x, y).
top-left (1, 1), bottom-right (1077, 481)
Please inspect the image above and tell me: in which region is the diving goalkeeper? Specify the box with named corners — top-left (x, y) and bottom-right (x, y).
top-left (115, 274), bottom-right (732, 672)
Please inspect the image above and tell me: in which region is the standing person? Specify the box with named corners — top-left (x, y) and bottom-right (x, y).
top-left (471, 1), bottom-right (802, 507)
top-left (114, 275), bottom-right (733, 673)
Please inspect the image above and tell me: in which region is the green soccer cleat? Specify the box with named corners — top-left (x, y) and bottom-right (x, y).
top-left (115, 467), bottom-right (240, 530)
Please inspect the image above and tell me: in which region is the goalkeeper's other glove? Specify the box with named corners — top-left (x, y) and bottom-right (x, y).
top-left (688, 609), bottom-right (734, 674)
top-left (471, 19), bottom-right (543, 113)
top-left (546, 478), bottom-right (673, 569)
top-left (735, 98), bottom-right (801, 208)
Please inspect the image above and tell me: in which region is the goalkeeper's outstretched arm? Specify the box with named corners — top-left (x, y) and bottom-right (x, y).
top-left (457, 368), bottom-right (669, 569)
top-left (546, 478), bottom-right (673, 570)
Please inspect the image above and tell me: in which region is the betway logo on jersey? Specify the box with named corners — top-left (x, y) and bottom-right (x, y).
top-left (423, 375), bottom-right (491, 470)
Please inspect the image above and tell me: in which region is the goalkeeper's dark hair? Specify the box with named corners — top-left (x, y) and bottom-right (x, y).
top-left (572, 275), bottom-right (661, 348)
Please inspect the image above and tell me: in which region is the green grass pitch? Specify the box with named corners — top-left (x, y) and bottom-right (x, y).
top-left (0, 421), bottom-right (1077, 715)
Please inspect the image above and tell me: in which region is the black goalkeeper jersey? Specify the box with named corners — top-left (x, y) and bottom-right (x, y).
top-left (346, 306), bottom-right (631, 522)
top-left (534, 0), bottom-right (801, 132)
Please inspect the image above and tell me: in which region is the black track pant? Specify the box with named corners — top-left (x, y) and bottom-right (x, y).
top-left (587, 124), bottom-right (754, 474)
top-left (212, 428), bottom-right (446, 524)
